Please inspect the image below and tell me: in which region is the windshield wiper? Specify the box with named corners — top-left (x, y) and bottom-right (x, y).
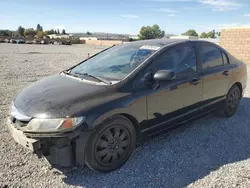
top-left (74, 72), bottom-right (111, 84)
top-left (62, 70), bottom-right (71, 75)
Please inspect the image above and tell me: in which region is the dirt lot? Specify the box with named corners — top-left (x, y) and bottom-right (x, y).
top-left (1, 43), bottom-right (250, 188)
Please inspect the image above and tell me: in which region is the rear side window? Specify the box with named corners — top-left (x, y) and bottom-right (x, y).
top-left (222, 52), bottom-right (230, 64)
top-left (200, 45), bottom-right (223, 69)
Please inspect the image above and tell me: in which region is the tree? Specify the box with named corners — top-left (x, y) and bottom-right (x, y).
top-left (36, 24), bottom-right (43, 32)
top-left (200, 32), bottom-right (208, 38)
top-left (207, 30), bottom-right (216, 38)
top-left (216, 31), bottom-right (221, 37)
top-left (128, 38), bottom-right (134, 42)
top-left (17, 26), bottom-right (25, 37)
top-left (11, 31), bottom-right (19, 37)
top-left (57, 29), bottom-right (60, 34)
top-left (24, 28), bottom-right (36, 37)
top-left (0, 30), bottom-right (12, 36)
top-left (86, 31), bottom-right (92, 35)
top-left (36, 31), bottom-right (46, 38)
top-left (62, 29), bottom-right (66, 34)
top-left (138, 24), bottom-right (165, 40)
top-left (182, 29), bottom-right (198, 37)
top-left (45, 29), bottom-right (55, 35)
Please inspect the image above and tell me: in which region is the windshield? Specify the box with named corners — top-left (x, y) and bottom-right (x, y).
top-left (70, 43), bottom-right (160, 82)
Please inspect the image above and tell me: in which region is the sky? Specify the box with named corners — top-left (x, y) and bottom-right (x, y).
top-left (1, 0), bottom-right (250, 35)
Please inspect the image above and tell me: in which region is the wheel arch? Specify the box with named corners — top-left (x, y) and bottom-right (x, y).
top-left (120, 113), bottom-right (141, 142)
top-left (227, 82), bottom-right (243, 98)
top-left (235, 82), bottom-right (243, 97)
top-left (91, 110), bottom-right (141, 142)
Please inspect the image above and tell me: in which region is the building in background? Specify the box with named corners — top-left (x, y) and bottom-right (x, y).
top-left (72, 33), bottom-right (129, 41)
top-left (129, 35), bottom-right (139, 40)
top-left (170, 36), bottom-right (199, 40)
top-left (199, 38), bottom-right (220, 45)
top-left (47, 34), bottom-right (70, 39)
top-left (79, 37), bottom-right (98, 40)
top-left (220, 27), bottom-right (250, 64)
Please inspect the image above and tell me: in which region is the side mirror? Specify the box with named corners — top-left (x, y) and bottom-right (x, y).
top-left (153, 70), bottom-right (175, 82)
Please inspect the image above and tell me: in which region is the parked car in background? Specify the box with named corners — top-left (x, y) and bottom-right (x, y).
top-left (62, 40), bottom-right (72, 45)
top-left (32, 39), bottom-right (40, 44)
top-left (16, 39), bottom-right (25, 44)
top-left (49, 40), bottom-right (55, 44)
top-left (7, 39), bottom-right (247, 172)
top-left (25, 40), bottom-right (33, 44)
top-left (40, 40), bottom-right (48, 45)
top-left (4, 39), bottom-right (10, 43)
top-left (10, 39), bottom-right (16, 43)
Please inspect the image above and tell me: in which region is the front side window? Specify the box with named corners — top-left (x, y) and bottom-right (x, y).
top-left (200, 44), bottom-right (223, 69)
top-left (70, 44), bottom-right (159, 82)
top-left (152, 45), bottom-right (197, 73)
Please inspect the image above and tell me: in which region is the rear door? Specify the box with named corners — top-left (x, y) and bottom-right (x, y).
top-left (198, 42), bottom-right (232, 105)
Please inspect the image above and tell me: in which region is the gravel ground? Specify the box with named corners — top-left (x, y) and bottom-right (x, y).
top-left (1, 43), bottom-right (250, 188)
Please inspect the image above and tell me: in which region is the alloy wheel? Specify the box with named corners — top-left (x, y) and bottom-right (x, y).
top-left (227, 87), bottom-right (240, 114)
top-left (94, 125), bottom-right (131, 166)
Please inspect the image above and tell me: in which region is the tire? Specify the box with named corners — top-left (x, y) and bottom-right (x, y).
top-left (221, 85), bottom-right (241, 117)
top-left (84, 115), bottom-right (136, 172)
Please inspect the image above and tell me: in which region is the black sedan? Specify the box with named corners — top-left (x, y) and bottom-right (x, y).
top-left (8, 39), bottom-right (247, 172)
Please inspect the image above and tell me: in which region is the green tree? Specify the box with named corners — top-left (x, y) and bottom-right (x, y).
top-left (216, 31), bottom-right (221, 37)
top-left (182, 29), bottom-right (198, 37)
top-left (0, 30), bottom-right (12, 36)
top-left (138, 24), bottom-right (165, 40)
top-left (24, 28), bottom-right (36, 37)
top-left (207, 30), bottom-right (216, 38)
top-left (36, 24), bottom-right (43, 32)
top-left (17, 26), bottom-right (25, 37)
top-left (62, 29), bottom-right (66, 34)
top-left (128, 38), bottom-right (134, 42)
top-left (45, 29), bottom-right (55, 35)
top-left (57, 29), bottom-right (60, 34)
top-left (86, 31), bottom-right (92, 35)
top-left (200, 32), bottom-right (208, 38)
top-left (36, 31), bottom-right (46, 38)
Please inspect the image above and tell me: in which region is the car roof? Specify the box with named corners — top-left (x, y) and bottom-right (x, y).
top-left (124, 39), bottom-right (216, 49)
top-left (127, 39), bottom-right (187, 47)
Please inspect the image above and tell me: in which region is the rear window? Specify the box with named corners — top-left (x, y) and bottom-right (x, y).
top-left (200, 45), bottom-right (223, 69)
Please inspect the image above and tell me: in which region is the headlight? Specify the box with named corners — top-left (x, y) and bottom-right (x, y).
top-left (25, 116), bottom-right (85, 133)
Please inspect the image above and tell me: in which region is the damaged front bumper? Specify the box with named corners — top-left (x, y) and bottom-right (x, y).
top-left (7, 119), bottom-right (41, 152)
top-left (7, 118), bottom-right (87, 167)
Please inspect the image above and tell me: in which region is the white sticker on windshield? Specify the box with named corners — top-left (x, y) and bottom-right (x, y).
top-left (139, 45), bottom-right (161, 51)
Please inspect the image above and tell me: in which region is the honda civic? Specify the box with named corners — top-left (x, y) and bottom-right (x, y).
top-left (8, 39), bottom-right (247, 172)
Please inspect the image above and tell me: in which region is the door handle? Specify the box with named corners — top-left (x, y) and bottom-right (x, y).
top-left (190, 78), bottom-right (200, 86)
top-left (223, 70), bottom-right (229, 76)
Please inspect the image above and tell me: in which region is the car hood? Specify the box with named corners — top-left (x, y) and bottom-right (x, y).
top-left (14, 74), bottom-right (125, 118)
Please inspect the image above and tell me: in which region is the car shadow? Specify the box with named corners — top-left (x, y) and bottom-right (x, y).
top-left (61, 97), bottom-right (250, 188)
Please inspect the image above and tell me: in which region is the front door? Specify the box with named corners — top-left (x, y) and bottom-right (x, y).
top-left (144, 43), bottom-right (202, 133)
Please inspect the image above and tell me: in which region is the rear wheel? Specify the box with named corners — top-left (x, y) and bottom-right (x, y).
top-left (84, 115), bottom-right (136, 172)
top-left (221, 85), bottom-right (241, 117)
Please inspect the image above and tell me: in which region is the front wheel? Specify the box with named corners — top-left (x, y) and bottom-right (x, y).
top-left (84, 115), bottom-right (136, 172)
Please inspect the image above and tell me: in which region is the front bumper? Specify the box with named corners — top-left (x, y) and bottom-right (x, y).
top-left (7, 119), bottom-right (41, 152)
top-left (7, 118), bottom-right (79, 167)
